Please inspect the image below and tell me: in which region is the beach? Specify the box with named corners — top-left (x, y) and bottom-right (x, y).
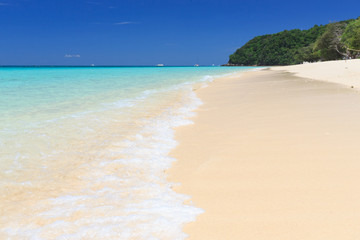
top-left (0, 66), bottom-right (250, 239)
top-left (274, 59), bottom-right (360, 89)
top-left (169, 60), bottom-right (360, 239)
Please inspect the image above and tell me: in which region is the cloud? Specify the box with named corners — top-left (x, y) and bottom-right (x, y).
top-left (114, 21), bottom-right (135, 25)
top-left (0, 2), bottom-right (10, 6)
top-left (64, 54), bottom-right (81, 58)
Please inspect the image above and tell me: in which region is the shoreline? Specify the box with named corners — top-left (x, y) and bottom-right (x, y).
top-left (169, 60), bottom-right (360, 239)
top-left (0, 67), bottom-right (246, 239)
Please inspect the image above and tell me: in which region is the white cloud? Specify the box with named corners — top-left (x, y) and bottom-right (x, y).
top-left (114, 21), bottom-right (135, 25)
top-left (64, 54), bottom-right (81, 58)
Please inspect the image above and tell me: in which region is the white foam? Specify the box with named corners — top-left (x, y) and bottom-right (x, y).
top-left (0, 78), bottom-right (204, 239)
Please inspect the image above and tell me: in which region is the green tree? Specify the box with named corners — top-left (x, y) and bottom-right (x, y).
top-left (342, 17), bottom-right (360, 58)
top-left (228, 24), bottom-right (326, 66)
top-left (314, 22), bottom-right (348, 60)
top-left (227, 17), bottom-right (359, 66)
top-left (294, 43), bottom-right (321, 63)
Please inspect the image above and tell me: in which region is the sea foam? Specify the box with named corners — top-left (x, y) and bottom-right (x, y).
top-left (0, 67), bottom-right (253, 239)
top-left (1, 81), bottom-right (204, 240)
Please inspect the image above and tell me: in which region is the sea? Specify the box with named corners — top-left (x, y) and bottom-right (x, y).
top-left (0, 66), bottom-right (253, 239)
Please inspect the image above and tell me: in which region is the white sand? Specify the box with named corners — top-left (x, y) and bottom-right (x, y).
top-left (169, 62), bottom-right (360, 239)
top-left (272, 59), bottom-right (360, 89)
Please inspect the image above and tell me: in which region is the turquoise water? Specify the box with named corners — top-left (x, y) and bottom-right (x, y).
top-left (0, 67), bottom-right (235, 123)
top-left (0, 66), bottom-right (254, 239)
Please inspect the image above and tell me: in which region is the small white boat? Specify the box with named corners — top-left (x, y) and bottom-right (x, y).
top-left (156, 64), bottom-right (164, 67)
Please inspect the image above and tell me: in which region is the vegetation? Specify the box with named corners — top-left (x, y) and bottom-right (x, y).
top-left (342, 17), bottom-right (360, 58)
top-left (227, 17), bottom-right (360, 66)
top-left (313, 22), bottom-right (347, 61)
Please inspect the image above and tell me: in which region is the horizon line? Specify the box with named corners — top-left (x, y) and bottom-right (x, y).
top-left (0, 65), bottom-right (227, 68)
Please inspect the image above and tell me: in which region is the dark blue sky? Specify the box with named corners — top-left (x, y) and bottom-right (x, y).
top-left (0, 0), bottom-right (359, 66)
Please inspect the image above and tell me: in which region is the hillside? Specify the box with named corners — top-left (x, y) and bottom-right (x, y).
top-left (227, 17), bottom-right (360, 66)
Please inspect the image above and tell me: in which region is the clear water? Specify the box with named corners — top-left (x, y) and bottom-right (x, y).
top-left (0, 66), bottom-right (254, 239)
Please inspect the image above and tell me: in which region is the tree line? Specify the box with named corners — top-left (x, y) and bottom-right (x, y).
top-left (227, 17), bottom-right (360, 66)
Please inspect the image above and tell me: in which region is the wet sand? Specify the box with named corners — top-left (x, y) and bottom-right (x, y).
top-left (169, 67), bottom-right (360, 239)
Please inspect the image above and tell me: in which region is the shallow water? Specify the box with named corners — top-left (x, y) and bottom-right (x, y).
top-left (0, 66), bottom-right (253, 239)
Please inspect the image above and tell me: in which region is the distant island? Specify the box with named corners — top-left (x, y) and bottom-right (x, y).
top-left (225, 17), bottom-right (360, 66)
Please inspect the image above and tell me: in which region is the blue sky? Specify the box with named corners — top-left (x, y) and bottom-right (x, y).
top-left (0, 0), bottom-right (359, 66)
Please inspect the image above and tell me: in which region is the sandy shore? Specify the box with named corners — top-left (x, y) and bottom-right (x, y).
top-left (168, 61), bottom-right (360, 239)
top-left (273, 59), bottom-right (360, 89)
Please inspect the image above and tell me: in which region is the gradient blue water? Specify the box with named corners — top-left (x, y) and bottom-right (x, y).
top-left (0, 66), bottom-right (254, 239)
top-left (1, 67), bottom-right (247, 123)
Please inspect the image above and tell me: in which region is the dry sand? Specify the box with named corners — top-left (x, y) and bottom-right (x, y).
top-left (273, 59), bottom-right (360, 89)
top-left (168, 62), bottom-right (360, 239)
